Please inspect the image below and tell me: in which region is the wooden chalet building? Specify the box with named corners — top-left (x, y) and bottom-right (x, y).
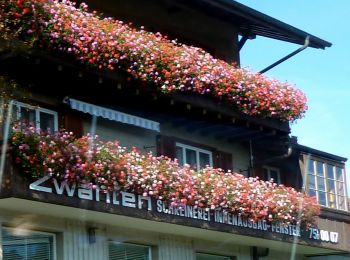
top-left (0, 0), bottom-right (349, 259)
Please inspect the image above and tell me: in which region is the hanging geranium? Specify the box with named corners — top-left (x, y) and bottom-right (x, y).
top-left (0, 0), bottom-right (308, 121)
top-left (11, 123), bottom-right (320, 225)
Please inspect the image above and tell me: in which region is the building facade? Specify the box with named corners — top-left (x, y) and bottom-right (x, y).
top-left (0, 0), bottom-right (349, 259)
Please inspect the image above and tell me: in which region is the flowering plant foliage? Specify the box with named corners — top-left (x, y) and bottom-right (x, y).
top-left (11, 123), bottom-right (320, 225)
top-left (0, 0), bottom-right (308, 121)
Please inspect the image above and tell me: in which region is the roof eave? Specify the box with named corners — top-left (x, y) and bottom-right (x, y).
top-left (295, 144), bottom-right (347, 163)
top-left (183, 0), bottom-right (332, 49)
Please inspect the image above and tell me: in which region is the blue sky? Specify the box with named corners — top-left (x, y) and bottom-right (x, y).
top-left (236, 0), bottom-right (350, 195)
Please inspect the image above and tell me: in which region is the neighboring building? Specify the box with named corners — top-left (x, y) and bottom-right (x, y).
top-left (0, 0), bottom-right (349, 260)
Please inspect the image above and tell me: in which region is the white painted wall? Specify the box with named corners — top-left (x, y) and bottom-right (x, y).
top-left (0, 209), bottom-right (252, 260)
top-left (63, 220), bottom-right (108, 260)
top-left (83, 117), bottom-right (158, 154)
top-left (0, 204), bottom-right (341, 260)
top-left (158, 236), bottom-right (194, 260)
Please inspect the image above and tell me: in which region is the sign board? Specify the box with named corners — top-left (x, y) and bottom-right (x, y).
top-left (30, 176), bottom-right (339, 244)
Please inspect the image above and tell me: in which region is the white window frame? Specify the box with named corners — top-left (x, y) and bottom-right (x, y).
top-left (175, 142), bottom-right (213, 171)
top-left (263, 166), bottom-right (281, 184)
top-left (108, 241), bottom-right (152, 260)
top-left (306, 159), bottom-right (348, 211)
top-left (2, 227), bottom-right (57, 260)
top-left (13, 101), bottom-right (58, 131)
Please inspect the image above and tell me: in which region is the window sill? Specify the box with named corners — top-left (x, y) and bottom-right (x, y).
top-left (320, 206), bottom-right (350, 223)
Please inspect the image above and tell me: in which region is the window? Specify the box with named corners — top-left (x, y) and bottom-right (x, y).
top-left (263, 166), bottom-right (281, 184)
top-left (306, 159), bottom-right (347, 210)
top-left (157, 136), bottom-right (232, 171)
top-left (13, 101), bottom-right (58, 132)
top-left (109, 242), bottom-right (151, 260)
top-left (175, 142), bottom-right (213, 171)
top-left (2, 228), bottom-right (56, 260)
top-left (196, 253), bottom-right (232, 260)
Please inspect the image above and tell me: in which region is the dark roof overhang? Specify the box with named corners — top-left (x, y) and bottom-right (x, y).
top-left (0, 47), bottom-right (291, 142)
top-left (175, 0), bottom-right (331, 49)
top-left (294, 144), bottom-right (347, 163)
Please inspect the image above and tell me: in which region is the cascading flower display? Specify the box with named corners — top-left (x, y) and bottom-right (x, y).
top-left (0, 0), bottom-right (308, 121)
top-left (11, 123), bottom-right (320, 225)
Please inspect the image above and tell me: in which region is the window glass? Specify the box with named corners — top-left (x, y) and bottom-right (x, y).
top-left (199, 152), bottom-right (210, 168)
top-left (186, 148), bottom-right (197, 168)
top-left (109, 242), bottom-right (150, 260)
top-left (270, 170), bottom-right (279, 181)
top-left (317, 177), bottom-right (325, 191)
top-left (316, 161), bottom-right (324, 177)
top-left (308, 189), bottom-right (316, 197)
top-left (21, 107), bottom-right (36, 124)
top-left (263, 167), bottom-right (281, 184)
top-left (338, 196), bottom-right (346, 210)
top-left (176, 146), bottom-right (184, 166)
top-left (335, 167), bottom-right (344, 181)
top-left (196, 253), bottom-right (231, 260)
top-left (318, 191), bottom-right (327, 206)
top-left (39, 111), bottom-right (55, 132)
top-left (327, 179), bottom-right (335, 193)
top-left (175, 143), bottom-right (212, 171)
top-left (326, 164), bottom-right (334, 179)
top-left (306, 159), bottom-right (347, 211)
top-left (336, 182), bottom-right (345, 196)
top-left (13, 101), bottom-right (58, 131)
top-left (328, 193), bottom-right (336, 208)
top-left (308, 174), bottom-right (315, 190)
top-left (2, 228), bottom-right (55, 260)
top-left (308, 160), bottom-right (315, 175)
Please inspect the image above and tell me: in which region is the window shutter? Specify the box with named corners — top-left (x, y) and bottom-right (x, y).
top-left (213, 150), bottom-right (233, 172)
top-left (2, 228), bottom-right (54, 260)
top-left (109, 243), bottom-right (150, 260)
top-left (156, 135), bottom-right (176, 159)
top-left (63, 112), bottom-right (83, 137)
top-left (253, 166), bottom-right (264, 179)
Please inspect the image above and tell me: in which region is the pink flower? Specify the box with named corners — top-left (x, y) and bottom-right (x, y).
top-left (1, 0), bottom-right (307, 121)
